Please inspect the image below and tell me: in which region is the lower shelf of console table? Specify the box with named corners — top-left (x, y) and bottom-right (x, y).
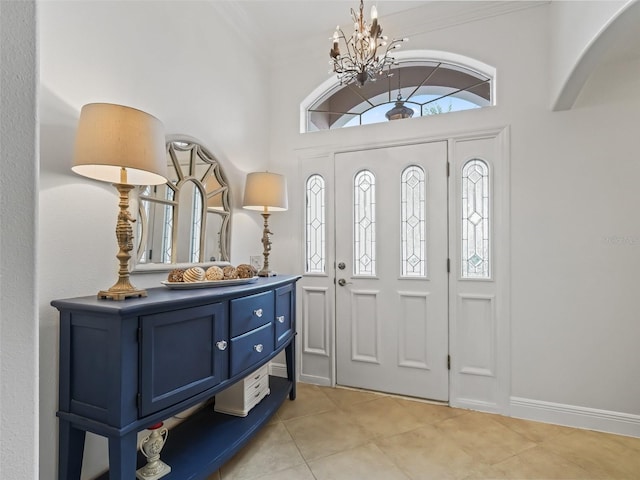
top-left (52, 275), bottom-right (301, 480)
top-left (96, 376), bottom-right (292, 480)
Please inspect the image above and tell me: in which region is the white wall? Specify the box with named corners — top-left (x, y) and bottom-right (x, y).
top-left (268, 3), bottom-right (640, 434)
top-left (33, 2), bottom-right (640, 478)
top-left (38, 2), bottom-right (271, 478)
top-left (549, 0), bottom-right (631, 110)
top-left (0, 1), bottom-right (39, 479)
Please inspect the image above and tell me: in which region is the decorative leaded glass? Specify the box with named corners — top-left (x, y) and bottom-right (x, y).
top-left (161, 202), bottom-right (173, 263)
top-left (138, 186), bottom-right (152, 263)
top-left (305, 174), bottom-right (326, 273)
top-left (306, 61), bottom-right (494, 132)
top-left (462, 159), bottom-right (490, 278)
top-left (401, 166), bottom-right (426, 277)
top-left (354, 170), bottom-right (376, 276)
top-left (190, 185), bottom-right (203, 263)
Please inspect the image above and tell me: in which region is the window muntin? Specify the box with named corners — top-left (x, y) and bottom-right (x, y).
top-left (354, 170), bottom-right (376, 276)
top-left (461, 159), bottom-right (490, 278)
top-left (307, 61), bottom-right (493, 132)
top-left (305, 174), bottom-right (326, 274)
top-left (401, 166), bottom-right (427, 277)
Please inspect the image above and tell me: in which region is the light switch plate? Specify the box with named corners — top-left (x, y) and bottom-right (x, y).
top-left (250, 256), bottom-right (262, 271)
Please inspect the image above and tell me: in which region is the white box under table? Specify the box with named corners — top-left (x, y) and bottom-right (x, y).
top-left (214, 364), bottom-right (270, 416)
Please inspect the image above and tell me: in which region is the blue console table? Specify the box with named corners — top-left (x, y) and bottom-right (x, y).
top-left (52, 275), bottom-right (300, 480)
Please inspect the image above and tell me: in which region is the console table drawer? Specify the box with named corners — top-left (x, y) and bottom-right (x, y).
top-left (230, 322), bottom-right (274, 376)
top-left (230, 291), bottom-right (274, 337)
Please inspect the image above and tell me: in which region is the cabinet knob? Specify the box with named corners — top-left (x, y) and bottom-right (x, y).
top-left (277, 315), bottom-right (285, 323)
top-left (253, 344), bottom-right (264, 353)
top-left (216, 340), bottom-right (227, 351)
top-left (253, 308), bottom-right (263, 318)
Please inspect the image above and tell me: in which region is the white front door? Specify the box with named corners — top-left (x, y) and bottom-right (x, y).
top-left (334, 142), bottom-right (449, 400)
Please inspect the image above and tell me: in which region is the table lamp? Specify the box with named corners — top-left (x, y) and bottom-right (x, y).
top-left (242, 172), bottom-right (288, 276)
top-left (72, 103), bottom-right (167, 300)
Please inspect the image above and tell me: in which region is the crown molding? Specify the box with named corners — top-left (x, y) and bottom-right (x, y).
top-left (386, 1), bottom-right (548, 38)
top-left (274, 1), bottom-right (548, 66)
top-left (212, 1), bottom-right (548, 68)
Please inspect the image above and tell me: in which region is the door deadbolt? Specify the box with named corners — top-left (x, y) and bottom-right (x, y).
top-left (337, 262), bottom-right (346, 270)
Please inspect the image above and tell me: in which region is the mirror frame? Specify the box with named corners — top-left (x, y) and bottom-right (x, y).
top-left (133, 135), bottom-right (232, 273)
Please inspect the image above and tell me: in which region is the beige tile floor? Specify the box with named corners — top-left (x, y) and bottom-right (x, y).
top-left (208, 383), bottom-right (640, 480)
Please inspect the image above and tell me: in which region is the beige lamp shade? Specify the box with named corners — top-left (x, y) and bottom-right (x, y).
top-left (242, 172), bottom-right (288, 212)
top-left (72, 103), bottom-right (167, 186)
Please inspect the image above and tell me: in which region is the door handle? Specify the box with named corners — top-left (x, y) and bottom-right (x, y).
top-left (338, 278), bottom-right (352, 287)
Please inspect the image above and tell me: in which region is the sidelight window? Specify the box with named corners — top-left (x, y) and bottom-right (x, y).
top-left (461, 159), bottom-right (490, 278)
top-left (305, 174), bottom-right (326, 273)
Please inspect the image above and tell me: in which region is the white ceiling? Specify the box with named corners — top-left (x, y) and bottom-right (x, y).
top-left (231, 0), bottom-right (431, 44)
top-left (210, 0), bottom-right (640, 82)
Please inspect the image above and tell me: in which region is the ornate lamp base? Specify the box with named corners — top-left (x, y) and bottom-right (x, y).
top-left (98, 286), bottom-right (147, 300)
top-left (136, 422), bottom-right (171, 480)
top-left (99, 182), bottom-right (147, 301)
top-left (258, 270), bottom-right (277, 277)
top-left (257, 212), bottom-right (277, 277)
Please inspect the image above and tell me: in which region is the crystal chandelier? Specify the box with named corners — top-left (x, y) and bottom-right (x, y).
top-left (330, 0), bottom-right (408, 87)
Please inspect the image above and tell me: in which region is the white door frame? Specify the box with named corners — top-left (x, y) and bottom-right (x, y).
top-left (296, 126), bottom-right (510, 413)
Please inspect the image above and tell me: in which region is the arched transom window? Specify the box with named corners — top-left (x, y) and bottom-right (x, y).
top-left (304, 54), bottom-right (495, 132)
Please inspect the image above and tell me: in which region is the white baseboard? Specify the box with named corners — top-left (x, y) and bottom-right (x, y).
top-left (269, 362), bottom-right (332, 386)
top-left (510, 397), bottom-right (640, 438)
top-left (451, 397), bottom-right (501, 414)
top-left (268, 362), bottom-right (288, 378)
top-left (298, 373), bottom-right (332, 387)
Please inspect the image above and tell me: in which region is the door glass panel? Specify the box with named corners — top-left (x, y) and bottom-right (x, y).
top-left (401, 165), bottom-right (426, 277)
top-left (354, 170), bottom-right (376, 276)
top-left (305, 174), bottom-right (326, 273)
top-left (461, 159), bottom-right (490, 278)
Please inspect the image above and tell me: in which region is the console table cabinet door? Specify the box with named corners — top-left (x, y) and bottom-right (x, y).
top-left (275, 283), bottom-right (294, 348)
top-left (139, 303), bottom-right (228, 417)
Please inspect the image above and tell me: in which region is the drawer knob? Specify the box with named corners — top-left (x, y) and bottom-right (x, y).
top-left (253, 344), bottom-right (264, 353)
top-left (253, 308), bottom-right (263, 318)
top-left (216, 340), bottom-right (228, 351)
top-left (277, 315), bottom-right (285, 323)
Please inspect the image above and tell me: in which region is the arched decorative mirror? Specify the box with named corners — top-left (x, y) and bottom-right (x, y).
top-left (135, 136), bottom-right (231, 270)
